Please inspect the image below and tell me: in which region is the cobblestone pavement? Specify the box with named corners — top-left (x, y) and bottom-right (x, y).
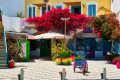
top-left (0, 58), bottom-right (120, 80)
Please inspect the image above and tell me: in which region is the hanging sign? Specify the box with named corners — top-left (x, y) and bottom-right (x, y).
top-left (44, 0), bottom-right (49, 3)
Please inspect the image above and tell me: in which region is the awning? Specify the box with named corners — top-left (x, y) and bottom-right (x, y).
top-left (33, 3), bottom-right (50, 7)
top-left (28, 32), bottom-right (73, 40)
top-left (63, 1), bottom-right (85, 6)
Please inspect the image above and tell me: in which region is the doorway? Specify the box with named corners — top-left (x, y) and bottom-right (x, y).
top-left (85, 38), bottom-right (95, 58)
top-left (40, 39), bottom-right (51, 57)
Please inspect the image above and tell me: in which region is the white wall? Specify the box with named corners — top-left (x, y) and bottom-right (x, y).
top-left (112, 0), bottom-right (120, 20)
top-left (0, 0), bottom-right (25, 17)
top-left (2, 15), bottom-right (25, 32)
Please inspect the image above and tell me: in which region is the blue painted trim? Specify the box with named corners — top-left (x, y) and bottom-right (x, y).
top-left (3, 27), bottom-right (8, 68)
top-left (71, 6), bottom-right (81, 14)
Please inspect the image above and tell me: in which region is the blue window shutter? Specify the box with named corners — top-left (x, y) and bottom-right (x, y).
top-left (29, 7), bottom-right (32, 17)
top-left (93, 5), bottom-right (96, 16)
top-left (48, 7), bottom-right (50, 10)
top-left (33, 7), bottom-right (35, 17)
top-left (88, 5), bottom-right (92, 17)
top-left (56, 6), bottom-right (62, 9)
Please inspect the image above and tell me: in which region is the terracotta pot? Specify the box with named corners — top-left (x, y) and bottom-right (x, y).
top-left (8, 62), bottom-right (14, 68)
top-left (116, 61), bottom-right (120, 68)
top-left (112, 59), bottom-right (117, 64)
top-left (70, 56), bottom-right (75, 61)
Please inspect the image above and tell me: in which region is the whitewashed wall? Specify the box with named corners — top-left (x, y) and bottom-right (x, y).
top-left (0, 0), bottom-right (25, 17)
top-left (2, 15), bottom-right (25, 32)
top-left (112, 0), bottom-right (120, 20)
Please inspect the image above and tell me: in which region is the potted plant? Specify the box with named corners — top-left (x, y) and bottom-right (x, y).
top-left (8, 59), bottom-right (15, 68)
top-left (56, 58), bottom-right (62, 65)
top-left (115, 57), bottom-right (120, 68)
top-left (58, 51), bottom-right (70, 65)
top-left (70, 51), bottom-right (75, 61)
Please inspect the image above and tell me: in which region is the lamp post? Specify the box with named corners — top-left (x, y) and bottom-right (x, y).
top-left (43, 0), bottom-right (49, 13)
top-left (61, 17), bottom-right (70, 48)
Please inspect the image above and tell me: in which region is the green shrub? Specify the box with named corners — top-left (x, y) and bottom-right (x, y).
top-left (115, 57), bottom-right (120, 61)
top-left (58, 51), bottom-right (69, 59)
top-left (74, 56), bottom-right (87, 60)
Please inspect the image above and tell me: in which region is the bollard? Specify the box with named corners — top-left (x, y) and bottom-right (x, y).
top-left (103, 67), bottom-right (106, 80)
top-left (62, 68), bottom-right (65, 80)
top-left (101, 73), bottom-right (103, 79)
top-left (20, 68), bottom-right (24, 80)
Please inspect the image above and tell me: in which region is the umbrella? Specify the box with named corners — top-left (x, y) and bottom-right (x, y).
top-left (33, 32), bottom-right (73, 39)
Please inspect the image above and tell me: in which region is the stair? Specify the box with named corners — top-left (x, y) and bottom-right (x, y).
top-left (0, 39), bottom-right (7, 69)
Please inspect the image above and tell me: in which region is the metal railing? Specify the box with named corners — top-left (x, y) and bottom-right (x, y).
top-left (3, 27), bottom-right (8, 68)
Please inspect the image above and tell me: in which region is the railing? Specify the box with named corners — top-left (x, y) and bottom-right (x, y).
top-left (3, 27), bottom-right (8, 68)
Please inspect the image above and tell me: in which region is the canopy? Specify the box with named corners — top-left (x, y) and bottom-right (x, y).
top-left (34, 32), bottom-right (73, 39)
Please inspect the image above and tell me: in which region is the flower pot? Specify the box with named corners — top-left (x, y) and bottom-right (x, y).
top-left (70, 56), bottom-right (75, 61)
top-left (68, 58), bottom-right (72, 65)
top-left (112, 59), bottom-right (117, 64)
top-left (8, 62), bottom-right (14, 68)
top-left (62, 58), bottom-right (68, 65)
top-left (56, 58), bottom-right (61, 65)
top-left (105, 55), bottom-right (111, 62)
top-left (116, 61), bottom-right (120, 68)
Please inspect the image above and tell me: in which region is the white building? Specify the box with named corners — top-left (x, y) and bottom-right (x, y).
top-left (111, 0), bottom-right (120, 21)
top-left (0, 0), bottom-right (25, 17)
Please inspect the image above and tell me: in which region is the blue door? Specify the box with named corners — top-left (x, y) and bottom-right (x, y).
top-left (71, 6), bottom-right (81, 14)
top-left (85, 38), bottom-right (95, 58)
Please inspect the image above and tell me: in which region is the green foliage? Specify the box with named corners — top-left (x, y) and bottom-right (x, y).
top-left (115, 57), bottom-right (120, 61)
top-left (74, 56), bottom-right (87, 60)
top-left (7, 40), bottom-right (24, 60)
top-left (52, 56), bottom-right (57, 61)
top-left (9, 59), bottom-right (15, 62)
top-left (52, 40), bottom-right (71, 56)
top-left (58, 51), bottom-right (69, 59)
top-left (70, 51), bottom-right (75, 56)
top-left (17, 12), bottom-right (24, 18)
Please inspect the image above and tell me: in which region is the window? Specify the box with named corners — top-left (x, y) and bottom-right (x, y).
top-left (71, 6), bottom-right (81, 14)
top-left (42, 7), bottom-right (50, 15)
top-left (95, 39), bottom-right (103, 51)
top-left (76, 39), bottom-right (85, 51)
top-left (88, 5), bottom-right (96, 16)
top-left (28, 7), bottom-right (36, 17)
top-left (56, 6), bottom-right (62, 9)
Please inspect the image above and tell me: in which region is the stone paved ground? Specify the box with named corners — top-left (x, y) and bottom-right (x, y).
top-left (0, 58), bottom-right (120, 80)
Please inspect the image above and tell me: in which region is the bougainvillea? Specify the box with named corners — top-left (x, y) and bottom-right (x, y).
top-left (26, 8), bottom-right (90, 34)
top-left (91, 12), bottom-right (119, 41)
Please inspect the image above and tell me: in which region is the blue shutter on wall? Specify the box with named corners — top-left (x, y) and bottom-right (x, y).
top-left (29, 7), bottom-right (32, 17)
top-left (33, 7), bottom-right (35, 17)
top-left (88, 5), bottom-right (96, 16)
top-left (93, 5), bottom-right (96, 16)
top-left (56, 6), bottom-right (62, 9)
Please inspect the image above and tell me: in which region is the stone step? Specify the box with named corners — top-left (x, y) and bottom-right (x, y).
top-left (0, 49), bottom-right (5, 52)
top-left (0, 43), bottom-right (4, 46)
top-left (0, 46), bottom-right (4, 49)
top-left (0, 57), bottom-right (6, 60)
top-left (0, 64), bottom-right (7, 68)
top-left (0, 53), bottom-right (6, 57)
top-left (0, 61), bottom-right (6, 64)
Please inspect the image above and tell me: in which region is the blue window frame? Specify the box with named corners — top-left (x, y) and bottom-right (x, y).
top-left (29, 7), bottom-right (36, 17)
top-left (56, 6), bottom-right (62, 9)
top-left (95, 38), bottom-right (103, 51)
top-left (42, 7), bottom-right (50, 15)
top-left (71, 6), bottom-right (81, 14)
top-left (88, 5), bottom-right (96, 16)
top-left (29, 7), bottom-right (32, 17)
top-left (76, 39), bottom-right (85, 51)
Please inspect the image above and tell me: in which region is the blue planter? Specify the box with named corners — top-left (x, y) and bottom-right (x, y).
top-left (75, 60), bottom-right (86, 66)
top-left (84, 28), bottom-right (92, 33)
top-left (103, 41), bottom-right (112, 56)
